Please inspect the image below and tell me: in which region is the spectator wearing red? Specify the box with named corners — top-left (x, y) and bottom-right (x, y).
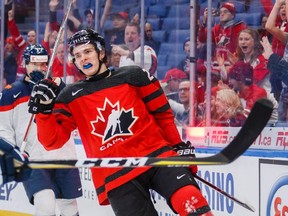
top-left (52, 43), bottom-right (84, 84)
top-left (4, 37), bottom-right (17, 86)
top-left (235, 28), bottom-right (279, 107)
top-left (161, 68), bottom-right (188, 102)
top-left (7, 8), bottom-right (37, 79)
top-left (264, 0), bottom-right (288, 103)
top-left (228, 61), bottom-right (278, 123)
top-left (257, 14), bottom-right (273, 43)
top-left (229, 61), bottom-right (266, 117)
top-left (265, 0), bottom-right (288, 56)
top-left (198, 2), bottom-right (247, 61)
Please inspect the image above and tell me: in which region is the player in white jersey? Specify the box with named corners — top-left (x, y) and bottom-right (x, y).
top-left (0, 44), bottom-right (82, 216)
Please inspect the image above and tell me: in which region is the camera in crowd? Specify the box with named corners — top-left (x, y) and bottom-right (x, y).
top-left (212, 8), bottom-right (220, 16)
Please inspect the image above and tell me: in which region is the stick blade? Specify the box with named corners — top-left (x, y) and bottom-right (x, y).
top-left (203, 98), bottom-right (273, 164)
top-left (152, 98), bottom-right (273, 166)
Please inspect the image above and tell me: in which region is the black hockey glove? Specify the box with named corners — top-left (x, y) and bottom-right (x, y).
top-left (28, 78), bottom-right (60, 114)
top-left (0, 139), bottom-right (31, 186)
top-left (28, 70), bottom-right (45, 89)
top-left (173, 141), bottom-right (198, 174)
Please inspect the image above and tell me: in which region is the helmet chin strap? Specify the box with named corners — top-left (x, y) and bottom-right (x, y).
top-left (91, 52), bottom-right (103, 77)
top-left (93, 61), bottom-right (103, 77)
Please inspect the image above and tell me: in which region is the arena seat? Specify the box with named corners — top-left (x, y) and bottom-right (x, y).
top-left (146, 18), bottom-right (162, 30)
top-left (166, 53), bottom-right (186, 68)
top-left (162, 17), bottom-right (190, 30)
top-left (236, 12), bottom-right (262, 27)
top-left (168, 29), bottom-right (190, 44)
top-left (157, 54), bottom-right (168, 66)
top-left (246, 0), bottom-right (266, 13)
top-left (157, 0), bottom-right (189, 6)
top-left (147, 5), bottom-right (168, 18)
top-left (156, 65), bottom-right (172, 80)
top-left (167, 4), bottom-right (190, 18)
top-left (152, 30), bottom-right (168, 43)
top-left (159, 42), bottom-right (184, 56)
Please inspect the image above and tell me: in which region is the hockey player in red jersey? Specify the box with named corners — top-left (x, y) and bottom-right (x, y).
top-left (28, 28), bottom-right (213, 216)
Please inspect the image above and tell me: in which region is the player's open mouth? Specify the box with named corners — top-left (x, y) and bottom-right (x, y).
top-left (84, 63), bottom-right (92, 69)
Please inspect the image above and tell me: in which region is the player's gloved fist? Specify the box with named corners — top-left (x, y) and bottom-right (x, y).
top-left (0, 139), bottom-right (31, 186)
top-left (28, 70), bottom-right (45, 89)
top-left (34, 78), bottom-right (60, 102)
top-left (28, 78), bottom-right (60, 114)
top-left (173, 141), bottom-right (198, 174)
top-left (0, 154), bottom-right (31, 186)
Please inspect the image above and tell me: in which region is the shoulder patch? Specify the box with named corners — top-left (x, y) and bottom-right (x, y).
top-left (4, 84), bottom-right (12, 89)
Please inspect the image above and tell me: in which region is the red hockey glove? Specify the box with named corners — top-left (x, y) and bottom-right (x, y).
top-left (173, 141), bottom-right (198, 174)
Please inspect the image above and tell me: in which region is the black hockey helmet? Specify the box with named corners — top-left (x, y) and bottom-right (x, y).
top-left (23, 44), bottom-right (49, 65)
top-left (68, 28), bottom-right (107, 63)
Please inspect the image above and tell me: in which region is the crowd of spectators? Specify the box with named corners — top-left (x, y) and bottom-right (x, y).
top-left (3, 0), bottom-right (288, 131)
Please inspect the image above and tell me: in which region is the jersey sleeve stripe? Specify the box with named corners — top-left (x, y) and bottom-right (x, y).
top-left (53, 108), bottom-right (72, 117)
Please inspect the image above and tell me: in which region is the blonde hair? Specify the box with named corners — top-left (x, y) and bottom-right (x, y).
top-left (216, 89), bottom-right (243, 116)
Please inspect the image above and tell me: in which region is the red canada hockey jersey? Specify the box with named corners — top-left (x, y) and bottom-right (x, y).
top-left (36, 66), bottom-right (182, 205)
top-left (198, 20), bottom-right (247, 60)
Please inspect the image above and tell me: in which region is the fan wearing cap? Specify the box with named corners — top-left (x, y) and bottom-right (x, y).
top-left (104, 11), bottom-right (129, 52)
top-left (162, 68), bottom-right (188, 102)
top-left (228, 61), bottom-right (278, 123)
top-left (198, 2), bottom-right (247, 61)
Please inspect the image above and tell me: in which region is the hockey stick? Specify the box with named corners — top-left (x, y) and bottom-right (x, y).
top-left (20, 0), bottom-right (73, 154)
top-left (46, 0), bottom-right (73, 78)
top-left (10, 98), bottom-right (272, 169)
top-left (193, 174), bottom-right (255, 212)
